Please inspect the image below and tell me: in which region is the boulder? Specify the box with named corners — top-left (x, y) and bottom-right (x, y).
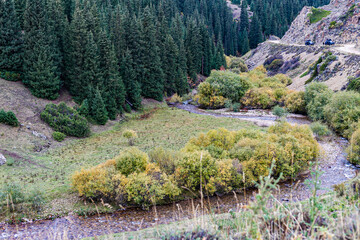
top-left (0, 153), bottom-right (6, 166)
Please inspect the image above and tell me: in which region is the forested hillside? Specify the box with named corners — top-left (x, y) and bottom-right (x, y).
top-left (0, 0), bottom-right (236, 120)
top-left (232, 0), bottom-right (330, 41)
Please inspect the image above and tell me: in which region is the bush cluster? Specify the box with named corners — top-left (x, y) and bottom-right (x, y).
top-left (195, 67), bottom-right (300, 111)
top-left (52, 131), bottom-right (66, 142)
top-left (0, 110), bottom-right (19, 127)
top-left (41, 102), bottom-right (90, 137)
top-left (72, 123), bottom-right (319, 208)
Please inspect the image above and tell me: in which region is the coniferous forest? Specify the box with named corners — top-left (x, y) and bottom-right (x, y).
top-left (0, 0), bottom-right (330, 123)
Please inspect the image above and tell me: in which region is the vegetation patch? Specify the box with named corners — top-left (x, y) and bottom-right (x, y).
top-left (0, 109), bottom-right (19, 127)
top-left (0, 71), bottom-right (21, 82)
top-left (72, 122), bottom-right (319, 208)
top-left (41, 102), bottom-right (90, 137)
top-left (308, 7), bottom-right (331, 24)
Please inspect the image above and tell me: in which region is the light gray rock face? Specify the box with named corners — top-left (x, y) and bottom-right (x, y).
top-left (281, 0), bottom-right (360, 46)
top-left (0, 153), bottom-right (6, 166)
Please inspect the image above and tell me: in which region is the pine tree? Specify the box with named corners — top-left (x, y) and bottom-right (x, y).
top-left (91, 87), bottom-right (108, 125)
top-left (163, 34), bottom-right (178, 96)
top-left (240, 30), bottom-right (250, 55)
top-left (140, 7), bottom-right (164, 101)
top-left (239, 0), bottom-right (249, 32)
top-left (0, 0), bottom-right (23, 74)
top-left (23, 0), bottom-right (61, 99)
top-left (120, 49), bottom-right (142, 110)
top-left (248, 13), bottom-right (263, 49)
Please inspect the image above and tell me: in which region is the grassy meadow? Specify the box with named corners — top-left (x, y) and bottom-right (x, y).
top-left (0, 105), bottom-right (258, 220)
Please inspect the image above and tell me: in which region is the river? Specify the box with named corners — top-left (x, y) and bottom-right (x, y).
top-left (0, 104), bottom-right (357, 239)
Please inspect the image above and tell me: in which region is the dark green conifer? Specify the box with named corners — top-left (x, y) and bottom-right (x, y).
top-left (248, 13), bottom-right (263, 49)
top-left (91, 87), bottom-right (108, 125)
top-left (0, 0), bottom-right (23, 74)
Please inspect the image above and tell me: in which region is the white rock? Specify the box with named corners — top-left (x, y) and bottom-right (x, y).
top-left (0, 153), bottom-right (6, 166)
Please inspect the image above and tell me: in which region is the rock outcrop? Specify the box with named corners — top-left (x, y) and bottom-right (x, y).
top-left (282, 0), bottom-right (360, 46)
top-left (0, 153), bottom-right (6, 166)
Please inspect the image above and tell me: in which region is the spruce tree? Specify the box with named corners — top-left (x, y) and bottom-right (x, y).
top-left (163, 34), bottom-right (178, 96)
top-left (240, 30), bottom-right (250, 55)
top-left (23, 0), bottom-right (61, 99)
top-left (140, 7), bottom-right (164, 101)
top-left (120, 49), bottom-right (142, 110)
top-left (0, 0), bottom-right (23, 75)
top-left (91, 87), bottom-right (108, 125)
top-left (239, 0), bottom-right (249, 32)
top-left (248, 13), bottom-right (263, 49)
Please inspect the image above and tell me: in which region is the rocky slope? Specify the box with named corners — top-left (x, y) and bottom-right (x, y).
top-left (282, 0), bottom-right (360, 46)
top-left (244, 0), bottom-right (360, 91)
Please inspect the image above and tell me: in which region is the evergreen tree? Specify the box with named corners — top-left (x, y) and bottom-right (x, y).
top-left (239, 0), bottom-right (249, 32)
top-left (23, 0), bottom-right (60, 99)
top-left (163, 34), bottom-right (178, 96)
top-left (91, 87), bottom-right (108, 125)
top-left (120, 49), bottom-right (142, 110)
top-left (0, 0), bottom-right (23, 74)
top-left (240, 30), bottom-right (250, 55)
top-left (140, 7), bottom-right (164, 101)
top-left (248, 13), bottom-right (263, 49)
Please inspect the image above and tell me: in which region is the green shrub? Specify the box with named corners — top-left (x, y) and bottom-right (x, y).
top-left (228, 57), bottom-right (248, 72)
top-left (347, 77), bottom-right (360, 93)
top-left (267, 59), bottom-right (284, 71)
top-left (310, 122), bottom-right (331, 138)
top-left (0, 71), bottom-right (21, 82)
top-left (305, 83), bottom-right (333, 121)
top-left (27, 189), bottom-right (45, 210)
top-left (115, 147), bottom-right (149, 176)
top-left (124, 104), bottom-right (132, 113)
top-left (324, 91), bottom-right (360, 137)
top-left (0, 110), bottom-right (19, 127)
top-left (308, 7), bottom-right (331, 24)
top-left (122, 129), bottom-right (138, 146)
top-left (347, 128), bottom-right (360, 165)
top-left (206, 70), bottom-right (251, 102)
top-left (272, 106), bottom-right (288, 119)
top-left (52, 131), bottom-right (66, 142)
top-left (41, 102), bottom-right (90, 137)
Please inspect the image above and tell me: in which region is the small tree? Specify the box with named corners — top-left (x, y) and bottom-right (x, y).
top-left (123, 129), bottom-right (138, 146)
top-left (272, 106), bottom-right (288, 120)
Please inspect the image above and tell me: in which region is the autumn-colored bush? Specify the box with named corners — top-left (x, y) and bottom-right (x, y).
top-left (169, 93), bottom-right (183, 103)
top-left (241, 87), bottom-right (276, 109)
top-left (71, 159), bottom-right (116, 200)
top-left (72, 124), bottom-right (319, 207)
top-left (195, 82), bottom-right (226, 109)
top-left (175, 151), bottom-right (218, 194)
top-left (284, 91), bottom-right (306, 114)
top-left (122, 129), bottom-right (138, 146)
top-left (347, 128), bottom-right (360, 165)
top-left (115, 147), bottom-right (149, 176)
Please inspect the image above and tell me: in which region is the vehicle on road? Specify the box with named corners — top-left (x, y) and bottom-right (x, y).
top-left (305, 40), bottom-right (314, 45)
top-left (324, 39), bottom-right (335, 45)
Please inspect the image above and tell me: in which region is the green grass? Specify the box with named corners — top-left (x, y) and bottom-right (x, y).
top-left (0, 106), bottom-right (258, 220)
top-left (308, 8), bottom-right (331, 24)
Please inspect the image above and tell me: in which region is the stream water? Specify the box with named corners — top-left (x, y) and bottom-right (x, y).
top-left (0, 105), bottom-right (358, 240)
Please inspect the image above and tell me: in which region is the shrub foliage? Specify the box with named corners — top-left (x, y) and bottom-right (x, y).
top-left (72, 123), bottom-right (319, 208)
top-left (0, 109), bottom-right (19, 127)
top-left (41, 102), bottom-right (90, 137)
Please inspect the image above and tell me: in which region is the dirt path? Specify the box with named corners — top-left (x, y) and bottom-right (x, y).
top-left (0, 105), bottom-right (357, 239)
top-left (268, 40), bottom-right (360, 55)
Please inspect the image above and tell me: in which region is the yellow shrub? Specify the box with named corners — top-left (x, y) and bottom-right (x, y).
top-left (71, 163), bottom-right (115, 199)
top-left (254, 65), bottom-right (267, 74)
top-left (169, 93), bottom-right (182, 103)
top-left (284, 91), bottom-right (306, 114)
top-left (115, 147), bottom-right (149, 176)
top-left (241, 87), bottom-right (276, 109)
top-left (273, 73), bottom-right (292, 86)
